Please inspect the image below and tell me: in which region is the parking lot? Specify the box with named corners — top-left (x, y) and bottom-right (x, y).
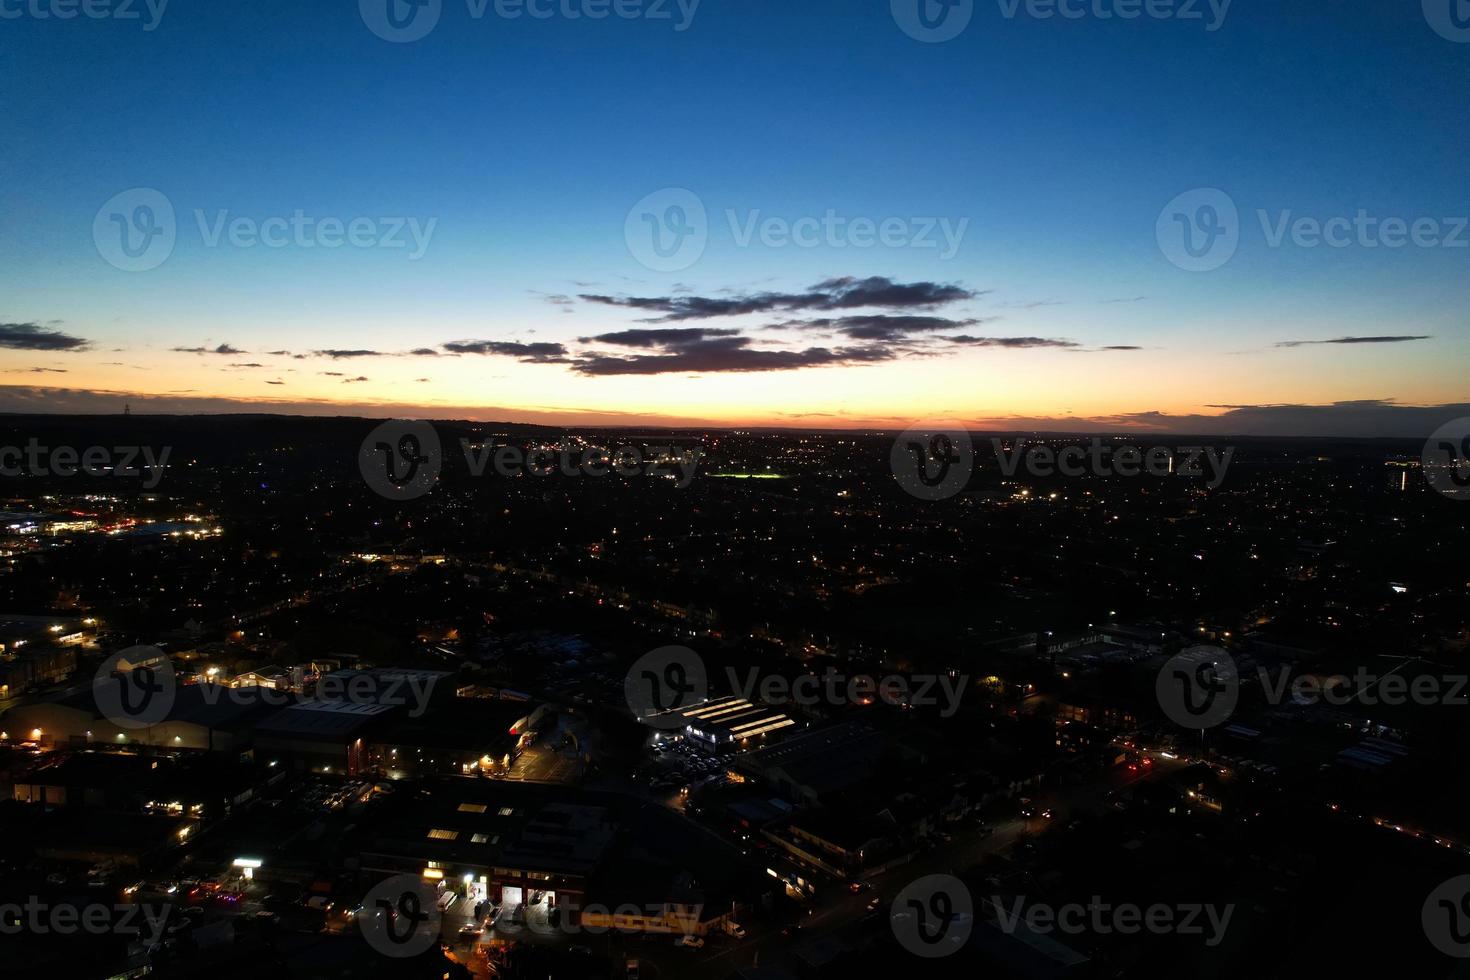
top-left (638, 736), bottom-right (731, 794)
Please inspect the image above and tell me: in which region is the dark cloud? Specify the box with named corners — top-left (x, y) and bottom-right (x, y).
top-left (312, 349), bottom-right (382, 359)
top-left (945, 335), bottom-right (1081, 349)
top-left (173, 343), bottom-right (245, 355)
top-left (778, 315), bottom-right (984, 342)
top-left (577, 328), bottom-right (741, 348)
top-left (1275, 335), bottom-right (1431, 348)
top-left (320, 371), bottom-right (345, 377)
top-left (0, 323), bottom-right (90, 351)
top-left (572, 338), bottom-right (894, 376)
top-left (342, 376), bottom-right (370, 383)
top-left (301, 348), bottom-right (441, 359)
top-left (1099, 345), bottom-right (1144, 351)
top-left (580, 276), bottom-right (977, 322)
top-left (442, 340), bottom-right (570, 363)
top-left (9, 367), bottom-right (69, 374)
top-left (229, 362), bottom-right (266, 368)
top-left (265, 380), bottom-right (285, 385)
top-left (266, 350), bottom-right (294, 356)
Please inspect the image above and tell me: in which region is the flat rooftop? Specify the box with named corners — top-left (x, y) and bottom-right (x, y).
top-left (255, 698), bottom-right (395, 737)
top-left (679, 696), bottom-right (796, 742)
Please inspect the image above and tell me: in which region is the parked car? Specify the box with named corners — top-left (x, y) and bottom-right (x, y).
top-left (674, 934), bottom-right (705, 949)
top-left (725, 922), bottom-right (747, 939)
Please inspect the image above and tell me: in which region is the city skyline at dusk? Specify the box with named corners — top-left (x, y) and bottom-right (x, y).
top-left (4, 4), bottom-right (1470, 975)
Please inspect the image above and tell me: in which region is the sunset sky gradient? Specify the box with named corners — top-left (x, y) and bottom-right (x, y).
top-left (2, 1), bottom-right (1465, 435)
